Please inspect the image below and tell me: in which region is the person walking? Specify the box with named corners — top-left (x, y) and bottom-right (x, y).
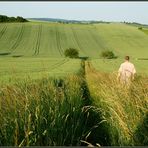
top-left (117, 56), bottom-right (136, 85)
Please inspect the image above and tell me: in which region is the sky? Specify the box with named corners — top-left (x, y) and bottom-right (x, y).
top-left (0, 2), bottom-right (148, 24)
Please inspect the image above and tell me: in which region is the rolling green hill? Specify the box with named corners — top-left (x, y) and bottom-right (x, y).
top-left (0, 22), bottom-right (148, 59)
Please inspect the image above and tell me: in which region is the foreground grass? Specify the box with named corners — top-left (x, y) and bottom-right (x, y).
top-left (0, 74), bottom-right (104, 146)
top-left (0, 60), bottom-right (147, 146)
top-left (85, 61), bottom-right (148, 145)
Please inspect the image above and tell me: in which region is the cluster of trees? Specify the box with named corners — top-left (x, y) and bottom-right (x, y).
top-left (0, 15), bottom-right (28, 23)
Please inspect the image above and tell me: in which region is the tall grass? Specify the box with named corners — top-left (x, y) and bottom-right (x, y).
top-left (0, 60), bottom-right (147, 146)
top-left (85, 61), bottom-right (148, 146)
top-left (0, 74), bottom-right (104, 146)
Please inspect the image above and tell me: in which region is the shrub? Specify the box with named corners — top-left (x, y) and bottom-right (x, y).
top-left (100, 50), bottom-right (116, 59)
top-left (64, 48), bottom-right (79, 58)
top-left (138, 27), bottom-right (143, 30)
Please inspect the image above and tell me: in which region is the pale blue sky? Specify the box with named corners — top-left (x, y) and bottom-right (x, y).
top-left (0, 2), bottom-right (148, 24)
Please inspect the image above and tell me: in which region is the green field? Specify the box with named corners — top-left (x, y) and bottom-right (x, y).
top-left (0, 57), bottom-right (81, 84)
top-left (0, 21), bottom-right (148, 82)
top-left (0, 22), bottom-right (148, 58)
top-left (0, 21), bottom-right (148, 146)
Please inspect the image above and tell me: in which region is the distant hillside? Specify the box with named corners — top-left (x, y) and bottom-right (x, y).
top-left (0, 15), bottom-right (28, 23)
top-left (123, 21), bottom-right (148, 28)
top-left (28, 18), bottom-right (110, 24)
top-left (28, 18), bottom-right (148, 27)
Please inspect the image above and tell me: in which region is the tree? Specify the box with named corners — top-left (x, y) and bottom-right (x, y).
top-left (100, 50), bottom-right (116, 59)
top-left (64, 48), bottom-right (79, 58)
top-left (0, 15), bottom-right (8, 22)
top-left (16, 16), bottom-right (28, 22)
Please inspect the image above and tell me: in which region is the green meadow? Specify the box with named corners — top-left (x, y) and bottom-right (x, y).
top-left (0, 57), bottom-right (81, 84)
top-left (0, 22), bottom-right (148, 58)
top-left (0, 21), bottom-right (148, 146)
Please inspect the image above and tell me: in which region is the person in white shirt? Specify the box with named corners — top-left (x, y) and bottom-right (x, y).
top-left (117, 56), bottom-right (136, 84)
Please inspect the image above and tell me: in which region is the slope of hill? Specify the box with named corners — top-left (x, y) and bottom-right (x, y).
top-left (0, 22), bottom-right (148, 59)
top-left (94, 23), bottom-right (148, 58)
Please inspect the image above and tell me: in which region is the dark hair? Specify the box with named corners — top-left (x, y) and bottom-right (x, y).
top-left (125, 56), bottom-right (130, 61)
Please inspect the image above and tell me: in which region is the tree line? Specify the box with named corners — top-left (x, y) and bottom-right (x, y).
top-left (0, 15), bottom-right (28, 23)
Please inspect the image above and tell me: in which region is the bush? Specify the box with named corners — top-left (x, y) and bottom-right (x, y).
top-left (138, 27), bottom-right (143, 30)
top-left (64, 48), bottom-right (79, 58)
top-left (100, 50), bottom-right (116, 59)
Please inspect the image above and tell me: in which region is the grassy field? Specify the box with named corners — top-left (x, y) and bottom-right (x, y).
top-left (0, 22), bottom-right (148, 58)
top-left (0, 21), bottom-right (148, 146)
top-left (0, 61), bottom-right (147, 146)
top-left (85, 61), bottom-right (148, 146)
top-left (0, 75), bottom-right (98, 146)
top-left (94, 23), bottom-right (148, 58)
top-left (0, 57), bottom-right (81, 84)
top-left (0, 21), bottom-right (148, 82)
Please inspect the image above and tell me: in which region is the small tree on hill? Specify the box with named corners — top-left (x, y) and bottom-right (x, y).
top-left (138, 27), bottom-right (143, 30)
top-left (100, 50), bottom-right (116, 59)
top-left (64, 48), bottom-right (79, 58)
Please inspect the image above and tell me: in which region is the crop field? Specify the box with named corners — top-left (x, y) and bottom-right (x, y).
top-left (93, 24), bottom-right (148, 58)
top-left (0, 21), bottom-right (148, 81)
top-left (0, 22), bottom-right (148, 58)
top-left (0, 21), bottom-right (148, 146)
top-left (0, 57), bottom-right (81, 84)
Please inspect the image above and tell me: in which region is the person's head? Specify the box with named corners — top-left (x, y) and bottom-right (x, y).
top-left (125, 56), bottom-right (130, 61)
